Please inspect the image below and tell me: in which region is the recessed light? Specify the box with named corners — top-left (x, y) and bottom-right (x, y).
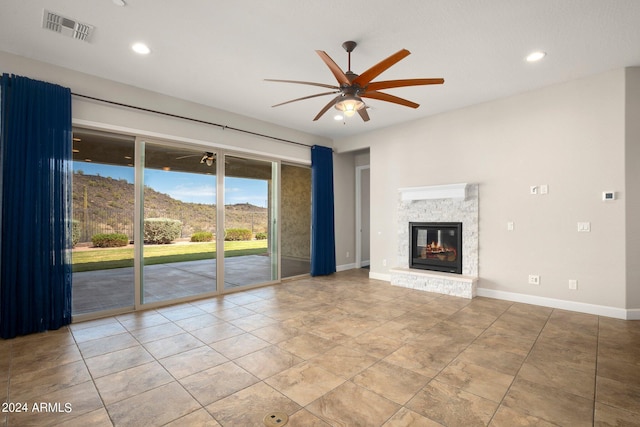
top-left (112, 0), bottom-right (126, 6)
top-left (162, 166), bottom-right (171, 171)
top-left (84, 158), bottom-right (92, 162)
top-left (132, 42), bottom-right (151, 55)
top-left (526, 51), bottom-right (546, 62)
top-left (72, 149), bottom-right (80, 153)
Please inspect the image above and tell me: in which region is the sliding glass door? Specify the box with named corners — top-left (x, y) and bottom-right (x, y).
top-left (142, 142), bottom-right (217, 304)
top-left (223, 155), bottom-right (278, 290)
top-left (71, 129), bottom-right (307, 318)
top-left (71, 129), bottom-right (135, 315)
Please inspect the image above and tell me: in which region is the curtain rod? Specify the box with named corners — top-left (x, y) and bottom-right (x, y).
top-left (71, 92), bottom-right (313, 149)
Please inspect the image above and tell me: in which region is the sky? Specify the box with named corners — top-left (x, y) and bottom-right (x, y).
top-left (73, 163), bottom-right (268, 206)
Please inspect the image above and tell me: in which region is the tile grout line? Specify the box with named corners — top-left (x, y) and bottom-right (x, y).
top-left (592, 315), bottom-right (601, 424)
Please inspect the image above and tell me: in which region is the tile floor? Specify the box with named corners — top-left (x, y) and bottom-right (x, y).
top-left (2, 269), bottom-right (639, 426)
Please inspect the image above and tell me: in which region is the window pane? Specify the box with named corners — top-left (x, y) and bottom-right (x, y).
top-left (72, 129), bottom-right (135, 315)
top-left (223, 155), bottom-right (276, 289)
top-left (142, 143), bottom-right (217, 304)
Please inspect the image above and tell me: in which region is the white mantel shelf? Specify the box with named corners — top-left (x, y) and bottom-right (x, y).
top-left (399, 183), bottom-right (468, 201)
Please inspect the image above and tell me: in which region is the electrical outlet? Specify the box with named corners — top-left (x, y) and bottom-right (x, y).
top-left (346, 251), bottom-right (350, 258)
top-left (540, 184), bottom-right (549, 194)
top-left (382, 259), bottom-right (387, 267)
top-left (569, 279), bottom-right (578, 290)
top-left (528, 274), bottom-right (540, 285)
top-left (507, 222), bottom-right (514, 231)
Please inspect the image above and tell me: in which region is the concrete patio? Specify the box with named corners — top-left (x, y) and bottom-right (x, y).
top-left (72, 255), bottom-right (310, 315)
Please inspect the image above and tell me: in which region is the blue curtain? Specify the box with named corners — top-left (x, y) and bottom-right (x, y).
top-left (310, 145), bottom-right (336, 276)
top-left (0, 74), bottom-right (72, 339)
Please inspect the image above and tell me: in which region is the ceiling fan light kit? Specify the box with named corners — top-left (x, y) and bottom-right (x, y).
top-left (266, 40), bottom-right (444, 122)
top-left (334, 94), bottom-right (365, 117)
top-left (200, 152), bottom-right (214, 166)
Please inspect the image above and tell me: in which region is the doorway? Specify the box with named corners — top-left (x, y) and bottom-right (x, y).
top-left (355, 165), bottom-right (370, 268)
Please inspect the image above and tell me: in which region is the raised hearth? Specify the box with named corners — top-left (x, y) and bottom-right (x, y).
top-left (390, 267), bottom-right (477, 299)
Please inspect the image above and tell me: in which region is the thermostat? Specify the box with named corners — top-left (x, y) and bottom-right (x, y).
top-left (602, 191), bottom-right (616, 201)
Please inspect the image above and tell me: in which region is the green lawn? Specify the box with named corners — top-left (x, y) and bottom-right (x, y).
top-left (72, 240), bottom-right (268, 272)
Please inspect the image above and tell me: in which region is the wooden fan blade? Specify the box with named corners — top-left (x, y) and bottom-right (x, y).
top-left (353, 49), bottom-right (411, 87)
top-left (313, 95), bottom-right (343, 121)
top-left (361, 91), bottom-right (420, 109)
top-left (315, 50), bottom-right (351, 86)
top-left (358, 107), bottom-right (370, 122)
top-left (264, 79), bottom-right (339, 90)
top-left (272, 91), bottom-right (340, 108)
top-left (366, 78), bottom-right (444, 91)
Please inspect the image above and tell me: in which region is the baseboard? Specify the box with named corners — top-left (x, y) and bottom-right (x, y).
top-left (477, 287), bottom-right (631, 320)
top-left (346, 269), bottom-right (637, 320)
top-left (369, 271), bottom-right (391, 282)
top-left (627, 309), bottom-right (640, 320)
top-left (336, 263), bottom-right (356, 272)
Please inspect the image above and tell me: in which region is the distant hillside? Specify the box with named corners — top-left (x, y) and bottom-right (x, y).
top-left (73, 172), bottom-right (267, 242)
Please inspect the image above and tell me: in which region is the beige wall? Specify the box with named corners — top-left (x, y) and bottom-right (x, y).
top-left (1, 51), bottom-right (330, 162)
top-left (626, 68), bottom-right (640, 308)
top-left (336, 68), bottom-right (638, 315)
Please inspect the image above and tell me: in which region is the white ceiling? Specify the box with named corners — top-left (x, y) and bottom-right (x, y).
top-left (2, 0), bottom-right (640, 140)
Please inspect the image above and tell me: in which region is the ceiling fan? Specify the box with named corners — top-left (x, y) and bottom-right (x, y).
top-left (176, 152), bottom-right (215, 166)
top-left (266, 41), bottom-right (444, 122)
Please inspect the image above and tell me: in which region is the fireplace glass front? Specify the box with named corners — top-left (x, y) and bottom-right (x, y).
top-left (409, 222), bottom-right (462, 274)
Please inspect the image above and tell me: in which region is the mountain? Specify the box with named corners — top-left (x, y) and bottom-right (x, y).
top-left (73, 172), bottom-right (267, 242)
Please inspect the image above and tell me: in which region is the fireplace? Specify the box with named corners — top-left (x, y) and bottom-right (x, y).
top-left (409, 222), bottom-right (463, 274)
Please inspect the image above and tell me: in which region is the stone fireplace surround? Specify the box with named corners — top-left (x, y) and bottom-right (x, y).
top-left (390, 183), bottom-right (479, 299)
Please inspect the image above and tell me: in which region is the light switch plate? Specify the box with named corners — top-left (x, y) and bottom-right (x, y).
top-left (577, 222), bottom-right (591, 232)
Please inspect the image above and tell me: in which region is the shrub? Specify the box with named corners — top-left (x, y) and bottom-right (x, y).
top-left (224, 228), bottom-right (252, 241)
top-left (255, 232), bottom-right (267, 240)
top-left (144, 218), bottom-right (182, 244)
top-left (92, 233), bottom-right (129, 248)
top-left (71, 220), bottom-right (82, 247)
top-left (191, 231), bottom-right (213, 242)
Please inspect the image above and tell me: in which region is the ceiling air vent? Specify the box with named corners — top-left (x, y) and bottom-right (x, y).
top-left (42, 10), bottom-right (94, 42)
